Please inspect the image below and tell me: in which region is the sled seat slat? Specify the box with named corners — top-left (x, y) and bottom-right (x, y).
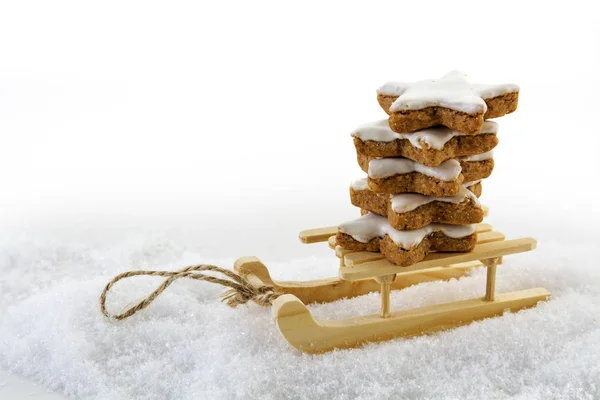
top-left (339, 237), bottom-right (536, 281)
top-left (299, 227), bottom-right (338, 244)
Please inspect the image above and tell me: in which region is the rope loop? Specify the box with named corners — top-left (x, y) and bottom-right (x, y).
top-left (100, 264), bottom-right (281, 320)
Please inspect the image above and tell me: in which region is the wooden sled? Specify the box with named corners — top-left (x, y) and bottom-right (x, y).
top-left (235, 223), bottom-right (498, 305)
top-left (271, 228), bottom-right (550, 354)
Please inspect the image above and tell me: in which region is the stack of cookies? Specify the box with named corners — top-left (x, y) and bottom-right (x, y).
top-left (336, 71), bottom-right (519, 266)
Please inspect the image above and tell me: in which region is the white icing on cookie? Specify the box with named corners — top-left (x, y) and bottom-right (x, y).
top-left (386, 223), bottom-right (476, 249)
top-left (352, 179), bottom-right (480, 212)
top-left (368, 158), bottom-right (461, 181)
top-left (463, 179), bottom-right (482, 188)
top-left (351, 178), bottom-right (370, 191)
top-left (377, 70), bottom-right (519, 115)
top-left (459, 150), bottom-right (494, 162)
top-left (390, 186), bottom-right (480, 213)
top-left (338, 213), bottom-right (388, 243)
top-left (338, 213), bottom-right (476, 249)
top-left (351, 120), bottom-right (498, 149)
top-left (352, 120), bottom-right (463, 148)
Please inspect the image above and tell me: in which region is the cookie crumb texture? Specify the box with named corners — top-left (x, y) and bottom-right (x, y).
top-left (353, 134), bottom-right (498, 167)
top-left (350, 187), bottom-right (484, 230)
top-left (357, 153), bottom-right (493, 194)
top-left (461, 159), bottom-right (494, 182)
top-left (467, 181), bottom-right (483, 197)
top-left (368, 173), bottom-right (464, 196)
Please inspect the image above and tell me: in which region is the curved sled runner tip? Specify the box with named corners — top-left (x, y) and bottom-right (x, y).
top-left (234, 256), bottom-right (275, 286)
top-left (233, 256), bottom-right (479, 305)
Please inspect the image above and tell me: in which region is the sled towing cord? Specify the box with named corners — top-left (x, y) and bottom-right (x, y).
top-left (99, 264), bottom-right (281, 320)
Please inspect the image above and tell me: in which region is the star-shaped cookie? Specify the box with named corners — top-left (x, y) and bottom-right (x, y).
top-left (377, 70), bottom-right (519, 135)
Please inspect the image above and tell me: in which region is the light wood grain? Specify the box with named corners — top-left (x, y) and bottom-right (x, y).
top-left (340, 238), bottom-right (537, 281)
top-left (299, 227), bottom-right (338, 244)
top-left (481, 257), bottom-right (501, 301)
top-left (335, 245), bottom-right (356, 259)
top-left (272, 288), bottom-right (550, 354)
top-left (234, 256), bottom-right (275, 286)
top-left (233, 256), bottom-right (478, 305)
top-left (476, 223), bottom-right (492, 232)
top-left (486, 265), bottom-right (497, 301)
top-left (477, 231), bottom-right (505, 243)
top-left (375, 274), bottom-right (395, 318)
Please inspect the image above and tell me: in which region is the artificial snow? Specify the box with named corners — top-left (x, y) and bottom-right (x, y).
top-left (1, 212), bottom-right (599, 399)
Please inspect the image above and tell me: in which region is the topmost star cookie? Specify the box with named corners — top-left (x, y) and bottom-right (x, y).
top-left (377, 70), bottom-right (519, 135)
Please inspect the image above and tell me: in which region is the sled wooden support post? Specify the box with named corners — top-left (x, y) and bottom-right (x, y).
top-left (482, 257), bottom-right (501, 301)
top-left (486, 265), bottom-right (497, 301)
top-left (376, 275), bottom-right (395, 318)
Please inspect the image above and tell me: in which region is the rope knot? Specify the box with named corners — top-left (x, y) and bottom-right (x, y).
top-left (222, 284), bottom-right (280, 307)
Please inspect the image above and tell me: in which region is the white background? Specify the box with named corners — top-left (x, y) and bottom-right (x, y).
top-left (1, 0), bottom-right (599, 398)
top-left (1, 0), bottom-right (599, 241)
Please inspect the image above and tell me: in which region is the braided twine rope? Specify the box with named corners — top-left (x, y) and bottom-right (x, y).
top-left (100, 264), bottom-right (281, 320)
